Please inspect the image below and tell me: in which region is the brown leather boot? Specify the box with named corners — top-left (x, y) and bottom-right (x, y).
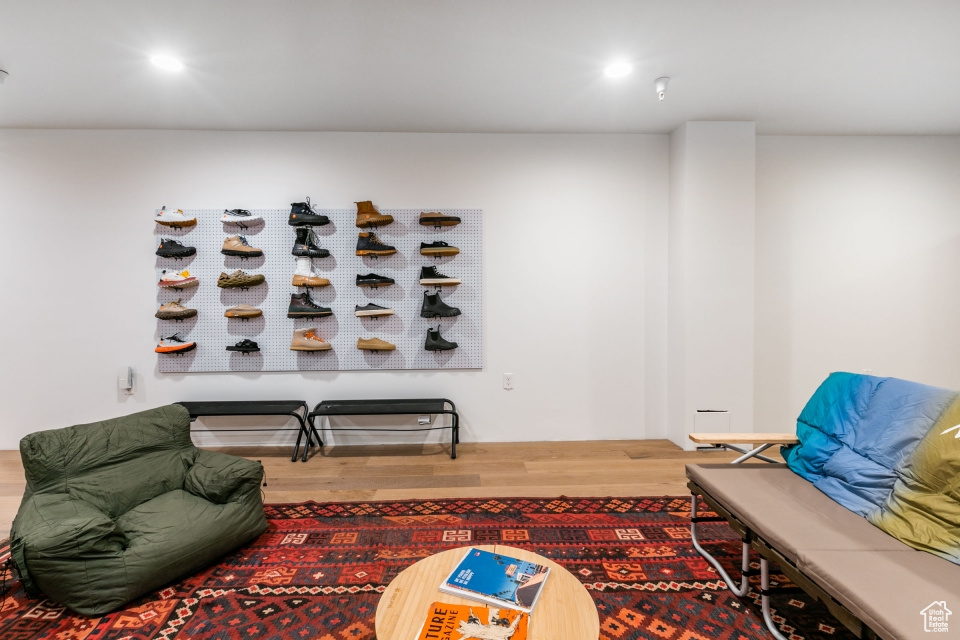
top-left (355, 201), bottom-right (394, 228)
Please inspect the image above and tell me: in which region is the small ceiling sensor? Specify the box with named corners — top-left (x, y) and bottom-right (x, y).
top-left (655, 77), bottom-right (670, 101)
top-left (0, 70), bottom-right (8, 84)
top-left (151, 55), bottom-right (184, 72)
top-left (604, 60), bottom-right (633, 78)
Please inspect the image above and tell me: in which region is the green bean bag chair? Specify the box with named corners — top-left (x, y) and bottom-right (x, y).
top-left (9, 404), bottom-right (267, 615)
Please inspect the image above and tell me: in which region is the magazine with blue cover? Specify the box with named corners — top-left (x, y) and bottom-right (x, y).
top-left (438, 548), bottom-right (551, 613)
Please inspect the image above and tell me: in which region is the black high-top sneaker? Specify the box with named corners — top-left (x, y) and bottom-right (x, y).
top-left (288, 197), bottom-right (330, 226)
top-left (287, 292), bottom-right (333, 318)
top-left (356, 273), bottom-right (395, 287)
top-left (292, 227), bottom-right (331, 258)
top-left (425, 327), bottom-right (458, 351)
top-left (420, 291), bottom-right (461, 318)
top-left (419, 265), bottom-right (461, 286)
top-left (356, 232), bottom-right (397, 256)
top-left (156, 238), bottom-right (197, 259)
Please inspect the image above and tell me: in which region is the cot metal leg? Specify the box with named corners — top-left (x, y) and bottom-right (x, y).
top-left (690, 494), bottom-right (751, 597)
top-left (760, 557), bottom-right (790, 640)
top-left (725, 443), bottom-right (779, 464)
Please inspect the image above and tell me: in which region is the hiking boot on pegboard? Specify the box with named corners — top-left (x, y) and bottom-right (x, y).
top-left (419, 265), bottom-right (461, 286)
top-left (287, 292), bottom-right (333, 318)
top-left (355, 201), bottom-right (394, 228)
top-left (425, 327), bottom-right (458, 351)
top-left (420, 291), bottom-right (461, 318)
top-left (356, 232), bottom-right (397, 256)
top-left (288, 197), bottom-right (330, 226)
top-left (155, 299), bottom-right (197, 320)
top-left (290, 328), bottom-right (332, 351)
top-left (156, 239), bottom-right (196, 259)
top-left (292, 257), bottom-right (330, 287)
top-left (356, 273), bottom-right (395, 287)
top-left (221, 235), bottom-right (263, 258)
top-left (292, 228), bottom-right (330, 258)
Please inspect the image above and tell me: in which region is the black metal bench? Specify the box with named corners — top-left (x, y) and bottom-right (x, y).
top-left (308, 398), bottom-right (460, 459)
top-left (176, 400), bottom-right (319, 462)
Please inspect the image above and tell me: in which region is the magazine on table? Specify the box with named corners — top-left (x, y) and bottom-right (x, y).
top-left (438, 547), bottom-right (550, 613)
top-left (415, 601), bottom-right (528, 640)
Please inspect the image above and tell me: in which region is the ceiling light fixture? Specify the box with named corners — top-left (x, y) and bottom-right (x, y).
top-left (0, 70), bottom-right (8, 84)
top-left (603, 60), bottom-right (633, 78)
top-left (654, 77), bottom-right (670, 101)
top-left (150, 55), bottom-right (184, 72)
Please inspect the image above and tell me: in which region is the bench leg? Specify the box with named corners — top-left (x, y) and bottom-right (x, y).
top-left (760, 557), bottom-right (791, 640)
top-left (690, 494), bottom-right (751, 597)
top-left (450, 413), bottom-right (458, 459)
top-left (292, 422), bottom-right (305, 462)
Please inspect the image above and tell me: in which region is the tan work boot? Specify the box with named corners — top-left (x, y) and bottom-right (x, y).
top-left (357, 337), bottom-right (396, 351)
top-left (355, 201), bottom-right (394, 228)
top-left (290, 328), bottom-right (332, 351)
top-left (224, 304), bottom-right (262, 318)
top-left (221, 235), bottom-right (263, 257)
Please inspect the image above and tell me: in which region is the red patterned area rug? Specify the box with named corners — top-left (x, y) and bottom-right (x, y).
top-left (0, 497), bottom-right (854, 640)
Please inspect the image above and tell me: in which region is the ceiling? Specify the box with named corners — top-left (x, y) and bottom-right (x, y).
top-left (1, 0), bottom-right (958, 135)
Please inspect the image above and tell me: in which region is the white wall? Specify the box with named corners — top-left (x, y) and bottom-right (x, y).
top-left (668, 123), bottom-right (756, 449)
top-left (0, 130), bottom-right (669, 449)
top-left (755, 135), bottom-right (960, 431)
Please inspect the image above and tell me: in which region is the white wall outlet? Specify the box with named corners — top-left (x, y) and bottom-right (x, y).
top-left (503, 373), bottom-right (514, 390)
top-left (117, 366), bottom-right (134, 393)
top-left (418, 415), bottom-right (431, 425)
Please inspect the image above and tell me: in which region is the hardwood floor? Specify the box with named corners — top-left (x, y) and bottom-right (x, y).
top-left (0, 440), bottom-right (764, 539)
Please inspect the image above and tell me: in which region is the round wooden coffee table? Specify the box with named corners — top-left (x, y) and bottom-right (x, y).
top-left (375, 545), bottom-right (600, 639)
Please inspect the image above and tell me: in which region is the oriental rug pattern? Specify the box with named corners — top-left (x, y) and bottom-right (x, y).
top-left (0, 497), bottom-right (854, 640)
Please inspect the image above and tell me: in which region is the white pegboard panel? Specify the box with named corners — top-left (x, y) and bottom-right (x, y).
top-left (155, 208), bottom-right (482, 372)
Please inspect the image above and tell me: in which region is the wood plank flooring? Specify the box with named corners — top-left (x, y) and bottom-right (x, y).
top-left (0, 440), bottom-right (766, 539)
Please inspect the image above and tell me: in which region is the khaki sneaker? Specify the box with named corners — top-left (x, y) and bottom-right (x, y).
top-left (221, 235), bottom-right (263, 257)
top-left (218, 270), bottom-right (266, 288)
top-left (224, 304), bottom-right (262, 319)
top-left (357, 337), bottom-right (396, 351)
top-left (155, 299), bottom-right (197, 320)
top-left (355, 201), bottom-right (394, 228)
top-left (290, 328), bottom-right (332, 351)
top-left (419, 211), bottom-right (461, 227)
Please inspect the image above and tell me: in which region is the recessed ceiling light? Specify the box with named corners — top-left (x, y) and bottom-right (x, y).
top-left (603, 60), bottom-right (633, 78)
top-left (151, 55), bottom-right (184, 72)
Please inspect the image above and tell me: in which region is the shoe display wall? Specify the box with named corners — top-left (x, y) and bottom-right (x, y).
top-left (155, 207), bottom-right (481, 372)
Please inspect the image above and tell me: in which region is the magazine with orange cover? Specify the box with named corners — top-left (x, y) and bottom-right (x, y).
top-left (415, 601), bottom-right (529, 640)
